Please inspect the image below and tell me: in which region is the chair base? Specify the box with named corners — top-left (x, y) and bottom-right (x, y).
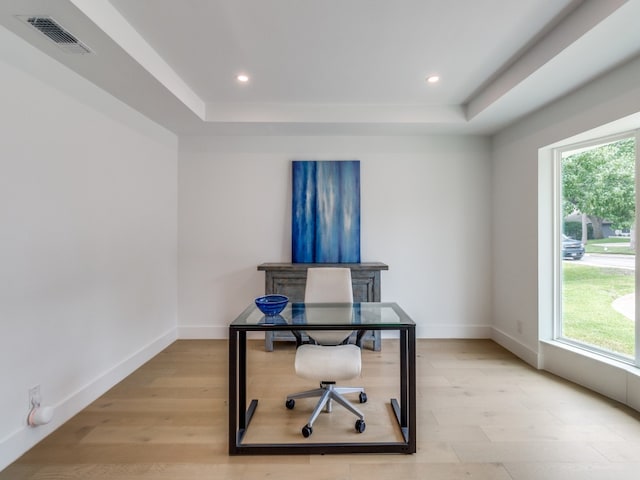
top-left (286, 382), bottom-right (365, 429)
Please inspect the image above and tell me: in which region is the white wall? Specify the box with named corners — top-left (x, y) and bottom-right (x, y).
top-left (491, 54), bottom-right (640, 404)
top-left (0, 28), bottom-right (178, 469)
top-left (178, 135), bottom-right (492, 340)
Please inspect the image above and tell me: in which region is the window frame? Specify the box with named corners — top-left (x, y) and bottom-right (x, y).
top-left (552, 130), bottom-right (640, 367)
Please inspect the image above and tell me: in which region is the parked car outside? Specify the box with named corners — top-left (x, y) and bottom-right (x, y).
top-left (563, 234), bottom-right (585, 260)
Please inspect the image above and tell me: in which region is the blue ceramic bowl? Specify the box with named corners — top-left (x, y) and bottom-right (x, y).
top-left (255, 294), bottom-right (289, 316)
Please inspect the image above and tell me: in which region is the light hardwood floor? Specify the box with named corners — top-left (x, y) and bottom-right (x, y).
top-left (3, 339), bottom-right (640, 479)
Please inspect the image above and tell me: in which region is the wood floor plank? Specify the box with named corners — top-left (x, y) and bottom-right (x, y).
top-left (3, 339), bottom-right (640, 480)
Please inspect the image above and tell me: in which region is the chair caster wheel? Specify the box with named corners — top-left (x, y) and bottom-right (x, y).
top-left (359, 392), bottom-right (367, 403)
top-left (355, 419), bottom-right (366, 433)
top-left (302, 425), bottom-right (313, 438)
top-left (285, 399), bottom-right (295, 410)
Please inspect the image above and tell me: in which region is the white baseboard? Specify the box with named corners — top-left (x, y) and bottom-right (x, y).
top-left (0, 327), bottom-right (178, 471)
top-left (420, 324), bottom-right (492, 339)
top-left (178, 324), bottom-right (228, 339)
top-left (491, 326), bottom-right (540, 368)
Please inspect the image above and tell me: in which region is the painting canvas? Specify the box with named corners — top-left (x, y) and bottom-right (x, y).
top-left (292, 160), bottom-right (360, 263)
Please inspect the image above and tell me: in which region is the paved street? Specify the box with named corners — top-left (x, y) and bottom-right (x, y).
top-left (572, 253), bottom-right (635, 270)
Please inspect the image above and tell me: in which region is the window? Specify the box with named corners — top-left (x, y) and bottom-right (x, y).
top-left (555, 133), bottom-right (638, 364)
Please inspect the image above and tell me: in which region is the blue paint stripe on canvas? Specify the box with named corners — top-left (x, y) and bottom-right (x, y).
top-left (292, 160), bottom-right (360, 263)
top-left (339, 161), bottom-right (360, 262)
top-left (292, 161), bottom-right (316, 262)
top-left (315, 161), bottom-right (340, 262)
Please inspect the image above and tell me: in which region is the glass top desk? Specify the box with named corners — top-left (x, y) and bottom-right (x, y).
top-left (228, 302), bottom-right (416, 455)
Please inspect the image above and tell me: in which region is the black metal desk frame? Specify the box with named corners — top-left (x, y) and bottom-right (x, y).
top-left (228, 302), bottom-right (416, 455)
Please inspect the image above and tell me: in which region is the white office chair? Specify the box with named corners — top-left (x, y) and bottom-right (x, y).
top-left (285, 267), bottom-right (367, 438)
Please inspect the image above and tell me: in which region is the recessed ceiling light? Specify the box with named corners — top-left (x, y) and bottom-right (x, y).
top-left (426, 75), bottom-right (440, 84)
top-left (237, 74), bottom-right (250, 83)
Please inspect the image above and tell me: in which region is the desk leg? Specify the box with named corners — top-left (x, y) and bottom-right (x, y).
top-left (407, 327), bottom-right (416, 453)
top-left (228, 328), bottom-right (238, 454)
top-left (400, 329), bottom-right (408, 429)
top-left (394, 328), bottom-right (416, 452)
top-left (238, 330), bottom-right (247, 430)
top-left (229, 329), bottom-right (250, 454)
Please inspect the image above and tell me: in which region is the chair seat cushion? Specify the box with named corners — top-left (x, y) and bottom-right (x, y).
top-left (294, 344), bottom-right (361, 381)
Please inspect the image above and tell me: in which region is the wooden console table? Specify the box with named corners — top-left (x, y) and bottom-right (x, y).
top-left (257, 262), bottom-right (389, 351)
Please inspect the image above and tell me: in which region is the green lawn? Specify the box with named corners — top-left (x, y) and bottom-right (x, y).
top-left (586, 237), bottom-right (635, 255)
top-left (562, 262), bottom-right (635, 357)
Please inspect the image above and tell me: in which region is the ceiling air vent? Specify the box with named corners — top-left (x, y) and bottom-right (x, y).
top-left (19, 16), bottom-right (92, 54)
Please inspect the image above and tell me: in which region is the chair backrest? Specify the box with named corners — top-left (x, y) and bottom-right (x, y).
top-left (304, 267), bottom-right (354, 345)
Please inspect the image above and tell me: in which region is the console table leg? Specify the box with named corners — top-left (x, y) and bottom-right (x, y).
top-left (264, 331), bottom-right (274, 352)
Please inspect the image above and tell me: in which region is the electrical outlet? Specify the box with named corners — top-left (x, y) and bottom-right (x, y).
top-left (29, 385), bottom-right (41, 408)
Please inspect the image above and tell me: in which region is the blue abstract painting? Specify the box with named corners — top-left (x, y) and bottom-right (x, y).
top-left (292, 160), bottom-right (360, 263)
